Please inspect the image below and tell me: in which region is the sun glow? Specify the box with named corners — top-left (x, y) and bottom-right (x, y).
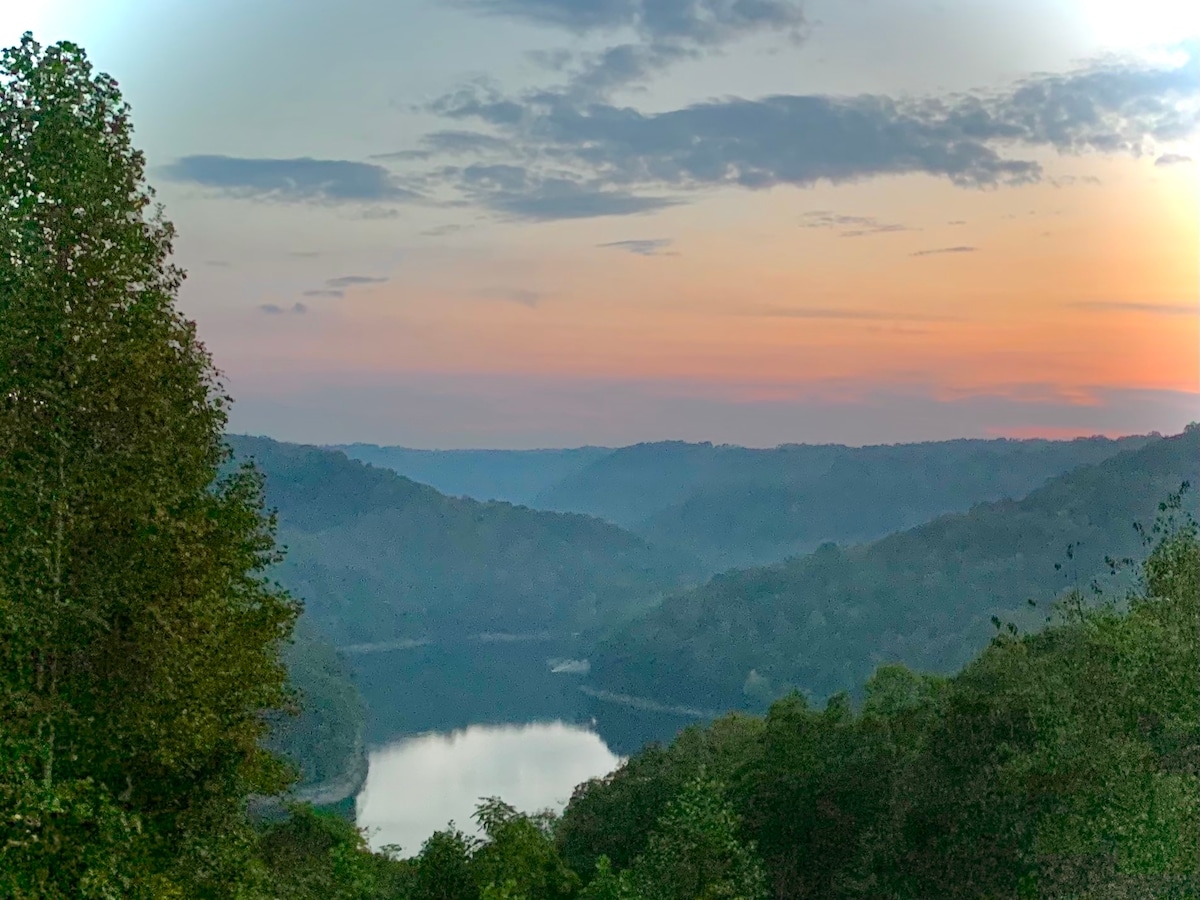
top-left (1079, 0), bottom-right (1200, 49)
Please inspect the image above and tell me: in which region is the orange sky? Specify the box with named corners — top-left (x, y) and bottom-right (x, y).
top-left (220, 155), bottom-right (1198, 410)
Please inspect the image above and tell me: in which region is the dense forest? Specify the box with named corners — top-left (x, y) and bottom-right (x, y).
top-left (2, 31), bottom-right (1197, 900)
top-left (352, 435), bottom-right (1157, 571)
top-left (224, 501), bottom-right (1200, 899)
top-left (263, 619), bottom-right (369, 800)
top-left (589, 428), bottom-right (1199, 711)
top-left (226, 434), bottom-right (703, 646)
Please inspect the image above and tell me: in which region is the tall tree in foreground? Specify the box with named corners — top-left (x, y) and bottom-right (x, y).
top-left (0, 32), bottom-right (300, 897)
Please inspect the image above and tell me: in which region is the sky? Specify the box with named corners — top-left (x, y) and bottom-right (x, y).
top-left (6, 0), bottom-right (1199, 448)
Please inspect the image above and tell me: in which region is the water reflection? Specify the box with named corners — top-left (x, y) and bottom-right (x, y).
top-left (356, 722), bottom-right (621, 854)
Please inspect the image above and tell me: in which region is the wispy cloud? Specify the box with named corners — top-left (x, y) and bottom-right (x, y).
top-left (451, 0), bottom-right (807, 47)
top-left (415, 43), bottom-right (1200, 219)
top-left (160, 155), bottom-right (423, 204)
top-left (325, 275), bottom-right (390, 288)
top-left (445, 163), bottom-right (680, 220)
top-left (302, 289), bottom-right (345, 298)
top-left (476, 287), bottom-right (545, 307)
top-left (746, 306), bottom-right (956, 322)
top-left (598, 238), bottom-right (675, 256)
top-left (420, 224), bottom-right (470, 237)
top-left (800, 211), bottom-right (914, 237)
top-left (260, 302), bottom-right (308, 315)
top-left (1070, 300), bottom-right (1197, 316)
top-left (372, 130), bottom-right (514, 161)
top-left (1155, 152), bottom-right (1194, 166)
top-left (911, 245), bottom-right (977, 257)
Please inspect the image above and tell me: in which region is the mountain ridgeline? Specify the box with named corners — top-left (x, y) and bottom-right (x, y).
top-left (226, 435), bottom-right (703, 647)
top-left (346, 434), bottom-right (1156, 571)
top-left (588, 427), bottom-right (1200, 713)
top-left (332, 444), bottom-right (613, 506)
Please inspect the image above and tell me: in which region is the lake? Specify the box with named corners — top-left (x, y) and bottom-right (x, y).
top-left (347, 637), bottom-right (704, 854)
top-left (356, 722), bottom-right (621, 853)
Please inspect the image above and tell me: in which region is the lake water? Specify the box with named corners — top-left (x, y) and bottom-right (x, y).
top-left (347, 638), bottom-right (703, 854)
top-left (356, 722), bottom-right (622, 854)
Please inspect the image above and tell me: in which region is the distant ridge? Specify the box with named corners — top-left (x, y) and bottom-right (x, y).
top-left (587, 428), bottom-right (1199, 713)
top-left (226, 435), bottom-right (701, 647)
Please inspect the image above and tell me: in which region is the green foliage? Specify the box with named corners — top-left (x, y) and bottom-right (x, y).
top-left (622, 774), bottom-right (767, 900)
top-left (265, 621), bottom-right (368, 792)
top-left (0, 32), bottom-right (299, 896)
top-left (556, 716), bottom-right (763, 881)
top-left (591, 431), bottom-right (1199, 712)
top-left (472, 799), bottom-right (580, 900)
top-left (576, 858), bottom-right (622, 900)
top-left (254, 803), bottom-right (418, 900)
top-left (412, 826), bottom-right (481, 900)
top-left (560, 497), bottom-right (1199, 898)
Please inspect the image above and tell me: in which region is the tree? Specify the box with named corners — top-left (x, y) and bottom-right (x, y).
top-left (471, 798), bottom-right (580, 900)
top-left (256, 804), bottom-right (384, 900)
top-left (623, 773), bottom-right (767, 900)
top-left (413, 826), bottom-right (480, 900)
top-left (0, 32), bottom-right (300, 897)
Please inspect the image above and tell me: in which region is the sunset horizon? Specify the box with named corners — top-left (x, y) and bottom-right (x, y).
top-left (9, 1), bottom-right (1196, 448)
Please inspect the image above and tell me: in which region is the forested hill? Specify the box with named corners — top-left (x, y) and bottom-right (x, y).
top-left (333, 444), bottom-right (612, 506)
top-left (588, 427), bottom-right (1199, 713)
top-left (226, 435), bottom-right (702, 646)
top-left (531, 434), bottom-right (1157, 570)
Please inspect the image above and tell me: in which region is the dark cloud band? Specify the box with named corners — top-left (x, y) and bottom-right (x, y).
top-left (160, 155), bottom-right (422, 204)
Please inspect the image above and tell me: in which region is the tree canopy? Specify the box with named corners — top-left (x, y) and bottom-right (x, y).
top-left (0, 32), bottom-right (300, 897)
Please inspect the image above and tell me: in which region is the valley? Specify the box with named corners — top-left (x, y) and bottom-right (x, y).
top-left (242, 426), bottom-right (1199, 857)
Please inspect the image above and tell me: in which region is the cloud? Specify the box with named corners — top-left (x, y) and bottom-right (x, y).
top-left (974, 46), bottom-right (1200, 154)
top-left (416, 43), bottom-right (1200, 218)
top-left (302, 289), bottom-right (345, 298)
top-left (420, 224), bottom-right (470, 237)
top-left (477, 287), bottom-right (545, 307)
top-left (260, 302), bottom-right (308, 315)
top-left (552, 43), bottom-right (698, 100)
top-left (910, 245), bottom-right (977, 256)
top-left (1155, 152), bottom-right (1194, 166)
top-left (351, 207), bottom-right (402, 220)
top-left (800, 211), bottom-right (914, 237)
top-left (433, 88), bottom-right (1043, 191)
top-left (451, 0), bottom-right (806, 101)
top-left (598, 238), bottom-right (675, 255)
top-left (371, 130), bottom-right (514, 161)
top-left (1069, 300), bottom-right (1197, 316)
top-left (948, 219), bottom-right (967, 225)
top-left (747, 306), bottom-right (955, 321)
top-left (160, 155), bottom-right (423, 204)
top-left (448, 163), bottom-right (680, 219)
top-left (451, 0), bottom-right (806, 47)
top-left (1048, 174), bottom-right (1103, 187)
top-left (325, 275), bottom-right (390, 288)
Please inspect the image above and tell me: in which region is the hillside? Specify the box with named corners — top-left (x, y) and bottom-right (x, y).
top-left (263, 619), bottom-right (369, 802)
top-left (332, 444), bottom-right (612, 506)
top-left (587, 428), bottom-right (1199, 712)
top-left (533, 435), bottom-right (1156, 570)
top-left (227, 435), bottom-right (702, 647)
